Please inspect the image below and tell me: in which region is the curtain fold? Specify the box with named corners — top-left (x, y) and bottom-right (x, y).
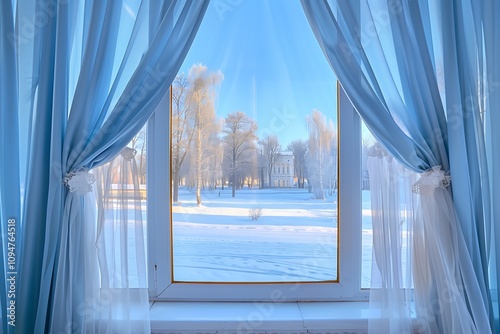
top-left (301, 0), bottom-right (493, 332)
top-left (12, 0), bottom-right (209, 332)
top-left (438, 0), bottom-right (495, 329)
top-left (0, 1), bottom-right (21, 333)
top-left (367, 145), bottom-right (416, 333)
top-left (483, 0), bottom-right (500, 331)
top-left (92, 147), bottom-right (149, 333)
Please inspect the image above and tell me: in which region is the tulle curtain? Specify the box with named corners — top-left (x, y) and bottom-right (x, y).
top-left (2, 0), bottom-right (210, 332)
top-left (92, 146), bottom-right (149, 332)
top-left (301, 0), bottom-right (493, 332)
top-left (366, 144), bottom-right (417, 333)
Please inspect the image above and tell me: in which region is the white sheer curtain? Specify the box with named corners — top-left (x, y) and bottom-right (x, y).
top-left (410, 170), bottom-right (489, 334)
top-left (367, 141), bottom-right (490, 333)
top-left (13, 0), bottom-right (209, 331)
top-left (367, 143), bottom-right (417, 333)
top-left (90, 146), bottom-right (149, 333)
top-left (301, 1), bottom-right (492, 332)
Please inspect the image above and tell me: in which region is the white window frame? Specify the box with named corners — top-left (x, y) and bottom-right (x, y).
top-left (147, 84), bottom-right (367, 302)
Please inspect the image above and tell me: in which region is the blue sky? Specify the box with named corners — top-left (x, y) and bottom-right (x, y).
top-left (177, 0), bottom-right (338, 147)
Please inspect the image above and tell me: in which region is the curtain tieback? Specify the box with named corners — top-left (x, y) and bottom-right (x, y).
top-left (63, 168), bottom-right (95, 194)
top-left (120, 147), bottom-right (137, 161)
top-left (367, 142), bottom-right (391, 160)
top-left (412, 166), bottom-right (451, 195)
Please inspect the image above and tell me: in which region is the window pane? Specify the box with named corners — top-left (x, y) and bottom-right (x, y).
top-left (169, 0), bottom-right (339, 283)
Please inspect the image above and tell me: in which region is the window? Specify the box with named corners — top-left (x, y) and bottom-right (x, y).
top-left (148, 0), bottom-right (367, 301)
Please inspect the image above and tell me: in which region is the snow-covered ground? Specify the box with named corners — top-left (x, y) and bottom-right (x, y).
top-left (171, 187), bottom-right (374, 286)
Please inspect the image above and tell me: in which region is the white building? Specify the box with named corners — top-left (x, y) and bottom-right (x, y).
top-left (271, 151), bottom-right (294, 187)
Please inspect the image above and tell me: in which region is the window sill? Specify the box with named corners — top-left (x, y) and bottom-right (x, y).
top-left (150, 301), bottom-right (374, 333)
top-left (149, 297), bottom-right (500, 333)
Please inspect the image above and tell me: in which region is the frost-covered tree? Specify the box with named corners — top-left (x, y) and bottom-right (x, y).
top-left (241, 142), bottom-right (259, 188)
top-left (130, 125), bottom-right (147, 184)
top-left (171, 74), bottom-right (194, 202)
top-left (259, 134), bottom-right (281, 188)
top-left (206, 128), bottom-right (224, 190)
top-left (306, 109), bottom-right (336, 200)
top-left (187, 64), bottom-right (223, 205)
top-left (222, 111), bottom-right (258, 197)
top-left (287, 139), bottom-right (307, 188)
top-left (327, 135), bottom-right (338, 195)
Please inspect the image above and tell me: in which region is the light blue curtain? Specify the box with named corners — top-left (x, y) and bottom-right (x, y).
top-left (302, 0), bottom-right (446, 173)
top-left (438, 0), bottom-right (497, 330)
top-left (482, 1), bottom-right (500, 331)
top-left (439, 2), bottom-right (500, 332)
top-left (301, 0), bottom-right (496, 332)
top-left (0, 0), bottom-right (210, 332)
top-left (0, 1), bottom-right (21, 333)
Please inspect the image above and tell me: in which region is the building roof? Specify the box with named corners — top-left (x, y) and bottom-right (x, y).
top-left (279, 151), bottom-right (293, 156)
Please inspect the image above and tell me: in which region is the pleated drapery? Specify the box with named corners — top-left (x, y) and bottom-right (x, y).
top-left (301, 0), bottom-right (496, 332)
top-left (0, 1), bottom-right (209, 332)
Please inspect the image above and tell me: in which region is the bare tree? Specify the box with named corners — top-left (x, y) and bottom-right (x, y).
top-left (171, 74), bottom-right (195, 202)
top-left (241, 142), bottom-right (259, 188)
top-left (306, 109), bottom-right (336, 200)
top-left (206, 128), bottom-right (223, 190)
top-left (287, 139), bottom-right (307, 188)
top-left (259, 134), bottom-right (281, 188)
top-left (222, 111), bottom-right (258, 197)
top-left (130, 125), bottom-right (147, 184)
top-left (327, 135), bottom-right (338, 195)
top-left (187, 64), bottom-right (223, 206)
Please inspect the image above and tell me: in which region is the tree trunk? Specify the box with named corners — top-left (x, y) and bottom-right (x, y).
top-left (173, 166), bottom-right (180, 202)
top-left (260, 167), bottom-right (264, 188)
top-left (318, 152), bottom-right (325, 200)
top-left (196, 126), bottom-right (202, 206)
top-left (231, 176), bottom-right (236, 197)
top-left (231, 148), bottom-right (236, 197)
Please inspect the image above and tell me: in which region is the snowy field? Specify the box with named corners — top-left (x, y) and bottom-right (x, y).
top-left (171, 187), bottom-right (374, 286)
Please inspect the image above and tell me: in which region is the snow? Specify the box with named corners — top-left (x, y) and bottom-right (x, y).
top-left (103, 187), bottom-right (375, 288)
top-left (171, 187), bottom-right (371, 284)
